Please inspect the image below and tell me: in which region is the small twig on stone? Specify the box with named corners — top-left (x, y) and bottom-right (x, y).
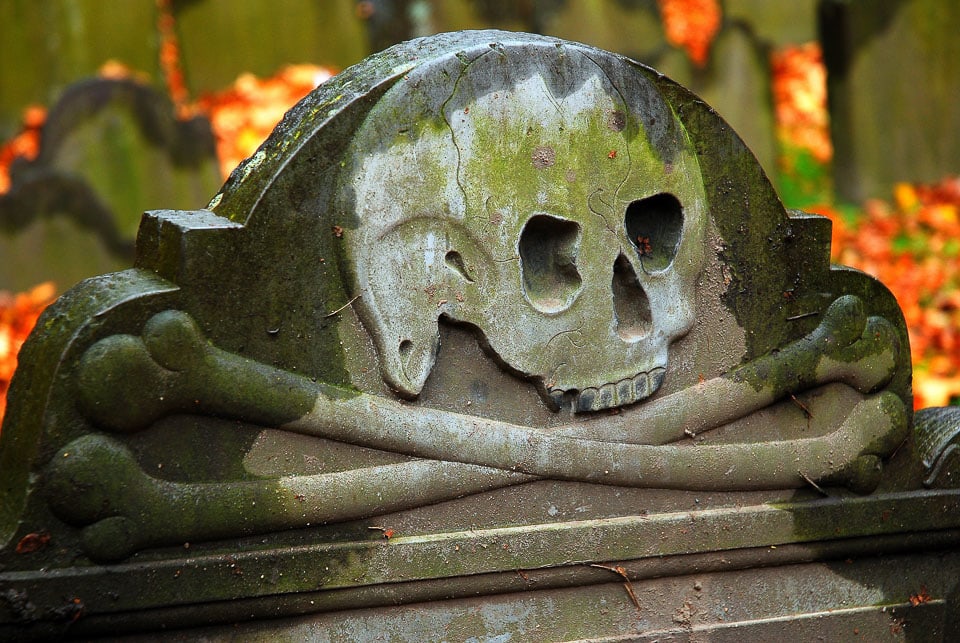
top-left (590, 563), bottom-right (641, 610)
top-left (324, 294), bottom-right (361, 318)
top-left (789, 393), bottom-right (813, 419)
top-left (799, 471), bottom-right (828, 496)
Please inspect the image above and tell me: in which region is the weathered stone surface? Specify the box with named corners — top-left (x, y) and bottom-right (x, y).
top-left (0, 31), bottom-right (955, 639)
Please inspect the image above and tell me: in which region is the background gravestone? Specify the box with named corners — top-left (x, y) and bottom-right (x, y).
top-left (820, 0), bottom-right (960, 202)
top-left (0, 78), bottom-right (221, 292)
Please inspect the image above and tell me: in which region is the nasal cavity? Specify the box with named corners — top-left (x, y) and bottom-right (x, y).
top-left (625, 193), bottom-right (683, 272)
top-left (519, 215), bottom-right (582, 314)
top-left (612, 253), bottom-right (651, 341)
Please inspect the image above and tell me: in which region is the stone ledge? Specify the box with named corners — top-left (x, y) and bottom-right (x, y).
top-left (2, 488), bottom-right (958, 635)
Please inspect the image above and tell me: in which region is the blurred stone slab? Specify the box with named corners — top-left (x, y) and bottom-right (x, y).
top-left (0, 78), bottom-right (221, 292)
top-left (0, 0), bottom-right (159, 140)
top-left (174, 0), bottom-right (365, 95)
top-left (820, 0), bottom-right (960, 202)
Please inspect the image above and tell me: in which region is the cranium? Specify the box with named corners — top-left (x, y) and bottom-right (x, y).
top-left (340, 44), bottom-right (708, 412)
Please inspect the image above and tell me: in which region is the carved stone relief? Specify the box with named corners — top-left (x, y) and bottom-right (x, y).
top-left (0, 31), bottom-right (954, 638)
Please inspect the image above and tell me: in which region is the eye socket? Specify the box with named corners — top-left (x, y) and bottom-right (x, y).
top-left (444, 250), bottom-right (474, 283)
top-left (625, 193), bottom-right (684, 272)
top-left (518, 214), bottom-right (582, 314)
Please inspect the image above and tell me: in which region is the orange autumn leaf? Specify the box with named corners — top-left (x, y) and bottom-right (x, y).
top-left (657, 0), bottom-right (722, 68)
top-left (909, 585), bottom-right (931, 606)
top-left (0, 105), bottom-right (44, 194)
top-left (15, 531), bottom-right (51, 554)
top-left (771, 43), bottom-right (832, 164)
top-left (816, 175), bottom-right (960, 408)
top-left (894, 182), bottom-right (920, 212)
top-left (0, 282), bottom-right (57, 427)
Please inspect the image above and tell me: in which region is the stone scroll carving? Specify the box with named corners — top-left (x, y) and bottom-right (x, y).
top-left (0, 31), bottom-right (947, 637)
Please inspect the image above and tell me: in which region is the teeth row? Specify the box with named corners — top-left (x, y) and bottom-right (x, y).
top-left (552, 368), bottom-right (665, 413)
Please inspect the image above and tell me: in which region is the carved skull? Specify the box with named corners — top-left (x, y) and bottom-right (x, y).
top-left (340, 43), bottom-right (708, 412)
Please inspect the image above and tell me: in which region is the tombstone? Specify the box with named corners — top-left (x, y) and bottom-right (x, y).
top-left (1, 31), bottom-right (958, 639)
top-left (820, 0), bottom-right (960, 203)
top-left (0, 77), bottom-right (221, 292)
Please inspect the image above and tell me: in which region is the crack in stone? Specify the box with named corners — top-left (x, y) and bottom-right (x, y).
top-left (588, 187), bottom-right (617, 235)
top-left (441, 48), bottom-right (495, 217)
top-left (581, 51), bottom-right (635, 218)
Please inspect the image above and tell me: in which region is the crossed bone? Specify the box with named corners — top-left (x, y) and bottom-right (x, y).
top-left (46, 295), bottom-right (907, 561)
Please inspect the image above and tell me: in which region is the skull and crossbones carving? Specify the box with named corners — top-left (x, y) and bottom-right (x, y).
top-left (43, 37), bottom-right (909, 562)
top-left (343, 56), bottom-right (707, 413)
